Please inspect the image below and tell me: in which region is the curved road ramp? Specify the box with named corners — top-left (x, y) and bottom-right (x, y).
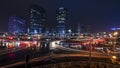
top-left (1, 53), bottom-right (120, 68)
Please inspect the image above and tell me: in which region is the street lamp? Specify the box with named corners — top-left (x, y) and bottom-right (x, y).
top-left (112, 56), bottom-right (117, 59)
top-left (111, 56), bottom-right (117, 63)
top-left (113, 32), bottom-right (118, 36)
top-left (88, 37), bottom-right (93, 66)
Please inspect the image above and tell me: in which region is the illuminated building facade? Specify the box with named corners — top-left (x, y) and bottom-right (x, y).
top-left (29, 5), bottom-right (46, 34)
top-left (56, 7), bottom-right (68, 35)
top-left (8, 16), bottom-right (26, 33)
top-left (111, 27), bottom-right (120, 31)
top-left (80, 24), bottom-right (91, 33)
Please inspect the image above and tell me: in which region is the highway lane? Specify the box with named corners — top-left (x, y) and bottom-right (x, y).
top-left (50, 43), bottom-right (111, 56)
top-left (0, 41), bottom-right (50, 67)
top-left (49, 41), bottom-right (119, 57)
top-left (0, 48), bottom-right (15, 54)
top-left (0, 48), bottom-right (27, 56)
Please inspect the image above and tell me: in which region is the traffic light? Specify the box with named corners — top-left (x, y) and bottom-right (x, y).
top-left (28, 36), bottom-right (31, 39)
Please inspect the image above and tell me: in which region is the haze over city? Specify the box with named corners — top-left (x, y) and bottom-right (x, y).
top-left (0, 0), bottom-right (120, 32)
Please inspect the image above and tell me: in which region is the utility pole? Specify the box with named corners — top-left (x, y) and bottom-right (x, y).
top-left (77, 23), bottom-right (81, 35)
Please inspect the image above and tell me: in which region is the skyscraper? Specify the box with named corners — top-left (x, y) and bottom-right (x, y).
top-left (56, 7), bottom-right (68, 35)
top-left (8, 16), bottom-right (26, 33)
top-left (29, 5), bottom-right (46, 34)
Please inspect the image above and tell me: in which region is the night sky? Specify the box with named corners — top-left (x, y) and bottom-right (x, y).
top-left (0, 0), bottom-right (120, 32)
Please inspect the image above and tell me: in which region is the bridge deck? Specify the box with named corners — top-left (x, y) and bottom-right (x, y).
top-left (1, 53), bottom-right (120, 68)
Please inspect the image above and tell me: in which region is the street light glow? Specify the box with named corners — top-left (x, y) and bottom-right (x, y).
top-left (112, 56), bottom-right (117, 60)
top-left (113, 32), bottom-right (118, 36)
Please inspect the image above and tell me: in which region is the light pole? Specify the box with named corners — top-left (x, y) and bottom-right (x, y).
top-left (88, 37), bottom-right (93, 67)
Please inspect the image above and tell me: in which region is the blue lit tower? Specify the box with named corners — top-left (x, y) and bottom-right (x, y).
top-left (8, 16), bottom-right (26, 33)
top-left (29, 5), bottom-right (46, 34)
top-left (56, 7), bottom-right (68, 35)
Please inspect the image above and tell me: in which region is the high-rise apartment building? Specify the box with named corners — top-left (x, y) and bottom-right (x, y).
top-left (56, 7), bottom-right (68, 35)
top-left (29, 5), bottom-right (46, 34)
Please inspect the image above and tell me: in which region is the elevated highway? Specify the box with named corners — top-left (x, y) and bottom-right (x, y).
top-left (1, 53), bottom-right (120, 68)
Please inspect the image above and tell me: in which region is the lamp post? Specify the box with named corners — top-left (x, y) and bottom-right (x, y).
top-left (25, 54), bottom-right (30, 68)
top-left (88, 37), bottom-right (93, 67)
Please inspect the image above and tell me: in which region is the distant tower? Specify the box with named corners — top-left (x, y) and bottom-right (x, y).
top-left (56, 7), bottom-right (68, 35)
top-left (8, 16), bottom-right (26, 33)
top-left (29, 5), bottom-right (46, 34)
top-left (77, 23), bottom-right (81, 35)
top-left (80, 24), bottom-right (87, 33)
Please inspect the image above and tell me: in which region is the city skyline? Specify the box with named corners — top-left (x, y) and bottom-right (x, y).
top-left (0, 0), bottom-right (120, 32)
